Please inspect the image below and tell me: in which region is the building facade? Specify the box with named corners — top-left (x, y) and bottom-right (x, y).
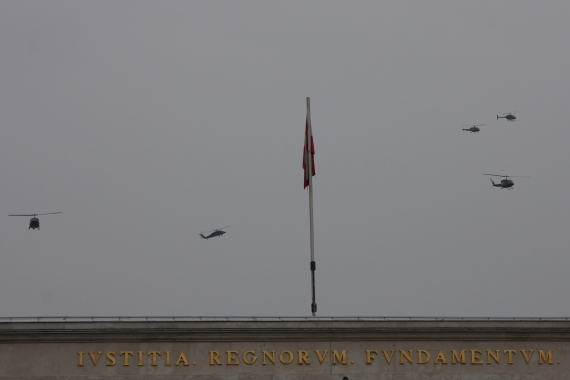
top-left (1, 317), bottom-right (569, 379)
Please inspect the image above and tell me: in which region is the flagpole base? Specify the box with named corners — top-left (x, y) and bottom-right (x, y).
top-left (310, 261), bottom-right (316, 315)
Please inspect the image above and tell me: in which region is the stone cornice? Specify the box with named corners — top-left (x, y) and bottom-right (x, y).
top-left (1, 320), bottom-right (570, 343)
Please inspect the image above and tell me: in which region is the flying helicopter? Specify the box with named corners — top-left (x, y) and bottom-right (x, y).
top-left (462, 124), bottom-right (484, 133)
top-left (200, 226), bottom-right (230, 240)
top-left (483, 174), bottom-right (529, 189)
top-left (9, 212), bottom-right (61, 230)
top-left (497, 112), bottom-right (517, 121)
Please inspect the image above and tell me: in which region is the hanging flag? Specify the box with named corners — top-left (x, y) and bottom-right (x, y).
top-left (303, 97), bottom-right (317, 315)
top-left (302, 116), bottom-right (315, 188)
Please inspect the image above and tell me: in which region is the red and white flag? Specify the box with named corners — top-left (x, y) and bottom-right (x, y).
top-left (302, 115), bottom-right (315, 188)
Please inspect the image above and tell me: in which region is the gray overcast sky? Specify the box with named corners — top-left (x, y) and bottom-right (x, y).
top-left (1, 1), bottom-right (569, 317)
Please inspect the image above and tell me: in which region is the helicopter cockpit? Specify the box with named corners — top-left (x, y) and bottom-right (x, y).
top-left (29, 217), bottom-right (40, 229)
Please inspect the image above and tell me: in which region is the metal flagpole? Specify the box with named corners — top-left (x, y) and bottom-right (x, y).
top-left (306, 97), bottom-right (317, 316)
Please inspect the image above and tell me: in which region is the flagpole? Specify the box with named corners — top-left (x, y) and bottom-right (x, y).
top-left (306, 97), bottom-right (317, 316)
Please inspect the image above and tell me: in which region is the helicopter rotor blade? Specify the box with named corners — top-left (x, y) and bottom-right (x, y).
top-left (462, 124), bottom-right (484, 127)
top-left (9, 212), bottom-right (61, 216)
top-left (204, 225), bottom-right (231, 233)
top-left (483, 174), bottom-right (529, 178)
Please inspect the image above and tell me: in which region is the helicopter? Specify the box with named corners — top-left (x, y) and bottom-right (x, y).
top-left (8, 212), bottom-right (61, 230)
top-left (462, 124), bottom-right (484, 133)
top-left (200, 226), bottom-right (230, 240)
top-left (497, 112), bottom-right (517, 121)
top-left (483, 174), bottom-right (529, 189)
